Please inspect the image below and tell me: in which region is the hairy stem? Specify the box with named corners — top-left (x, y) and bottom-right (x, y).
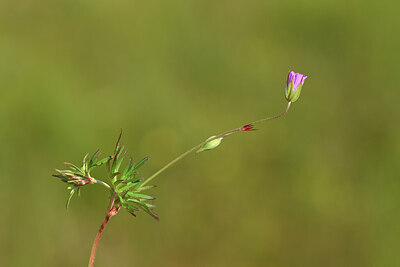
top-left (140, 102), bottom-right (292, 188)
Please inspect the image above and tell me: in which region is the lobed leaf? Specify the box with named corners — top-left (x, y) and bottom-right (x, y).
top-left (116, 182), bottom-right (140, 192)
top-left (113, 147), bottom-right (126, 174)
top-left (91, 156), bottom-right (111, 168)
top-left (63, 162), bottom-right (81, 173)
top-left (66, 187), bottom-right (77, 209)
top-left (133, 157), bottom-right (149, 171)
top-left (138, 185), bottom-right (156, 191)
top-left (88, 149), bottom-right (101, 169)
top-left (126, 192), bottom-right (155, 200)
top-left (121, 158), bottom-right (133, 178)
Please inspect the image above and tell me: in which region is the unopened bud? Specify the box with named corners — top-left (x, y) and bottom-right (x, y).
top-left (52, 171), bottom-right (95, 187)
top-left (241, 124), bottom-right (257, 131)
top-left (285, 71), bottom-right (307, 103)
top-left (196, 136), bottom-right (223, 153)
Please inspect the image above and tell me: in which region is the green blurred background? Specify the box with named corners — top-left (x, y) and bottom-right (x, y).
top-left (1, 0), bottom-right (399, 266)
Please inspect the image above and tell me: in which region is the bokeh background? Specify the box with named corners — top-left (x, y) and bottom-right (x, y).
top-left (1, 0), bottom-right (399, 266)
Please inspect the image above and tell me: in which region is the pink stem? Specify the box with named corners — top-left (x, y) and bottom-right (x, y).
top-left (88, 213), bottom-right (110, 267)
top-left (88, 194), bottom-right (118, 267)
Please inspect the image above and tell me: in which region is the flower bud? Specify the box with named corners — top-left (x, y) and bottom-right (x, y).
top-left (196, 136), bottom-right (223, 153)
top-left (241, 124), bottom-right (257, 131)
top-left (53, 171), bottom-right (95, 186)
top-left (285, 71), bottom-right (307, 103)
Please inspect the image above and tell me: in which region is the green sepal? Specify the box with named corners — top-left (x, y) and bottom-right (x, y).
top-left (285, 80), bottom-right (303, 103)
top-left (290, 85), bottom-right (303, 102)
top-left (285, 81), bottom-right (294, 100)
top-left (196, 136), bottom-right (222, 153)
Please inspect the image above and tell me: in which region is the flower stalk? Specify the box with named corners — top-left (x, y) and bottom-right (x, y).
top-left (53, 70), bottom-right (307, 267)
top-left (139, 101), bottom-right (293, 189)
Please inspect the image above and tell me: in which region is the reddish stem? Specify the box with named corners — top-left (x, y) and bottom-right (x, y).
top-left (88, 213), bottom-right (110, 267)
top-left (89, 194), bottom-right (119, 267)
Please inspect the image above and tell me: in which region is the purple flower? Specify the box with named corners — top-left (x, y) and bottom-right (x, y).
top-left (285, 71), bottom-right (307, 102)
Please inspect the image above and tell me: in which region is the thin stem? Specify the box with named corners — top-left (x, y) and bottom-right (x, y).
top-left (88, 194), bottom-right (116, 267)
top-left (250, 101), bottom-right (291, 125)
top-left (94, 179), bottom-right (113, 191)
top-left (140, 128), bottom-right (240, 188)
top-left (88, 214), bottom-right (110, 267)
top-left (140, 102), bottom-right (292, 188)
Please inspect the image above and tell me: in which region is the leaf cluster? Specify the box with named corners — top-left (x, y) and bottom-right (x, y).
top-left (107, 133), bottom-right (158, 220)
top-left (52, 131), bottom-right (158, 220)
top-left (53, 150), bottom-right (111, 209)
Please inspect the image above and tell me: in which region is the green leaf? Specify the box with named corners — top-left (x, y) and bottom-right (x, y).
top-left (114, 177), bottom-right (142, 191)
top-left (111, 148), bottom-right (121, 173)
top-left (54, 169), bottom-right (74, 175)
top-left (117, 182), bottom-right (140, 192)
top-left (63, 162), bottom-right (81, 173)
top-left (66, 187), bottom-right (77, 209)
top-left (139, 185), bottom-right (156, 191)
top-left (126, 198), bottom-right (144, 204)
top-left (111, 172), bottom-right (120, 184)
top-left (127, 192), bottom-right (155, 200)
top-left (126, 199), bottom-right (158, 220)
top-left (124, 203), bottom-right (140, 212)
top-left (88, 149), bottom-right (100, 168)
top-left (92, 156), bottom-right (111, 167)
top-left (114, 129), bottom-right (123, 154)
top-left (113, 148), bottom-right (126, 174)
top-left (142, 202), bottom-right (156, 208)
top-left (133, 157), bottom-right (149, 171)
top-left (139, 205), bottom-right (159, 221)
top-left (124, 177), bottom-right (144, 184)
top-left (125, 157), bottom-right (148, 178)
top-left (82, 153), bottom-right (89, 172)
top-left (122, 182), bottom-right (142, 192)
top-left (121, 158), bottom-right (133, 178)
